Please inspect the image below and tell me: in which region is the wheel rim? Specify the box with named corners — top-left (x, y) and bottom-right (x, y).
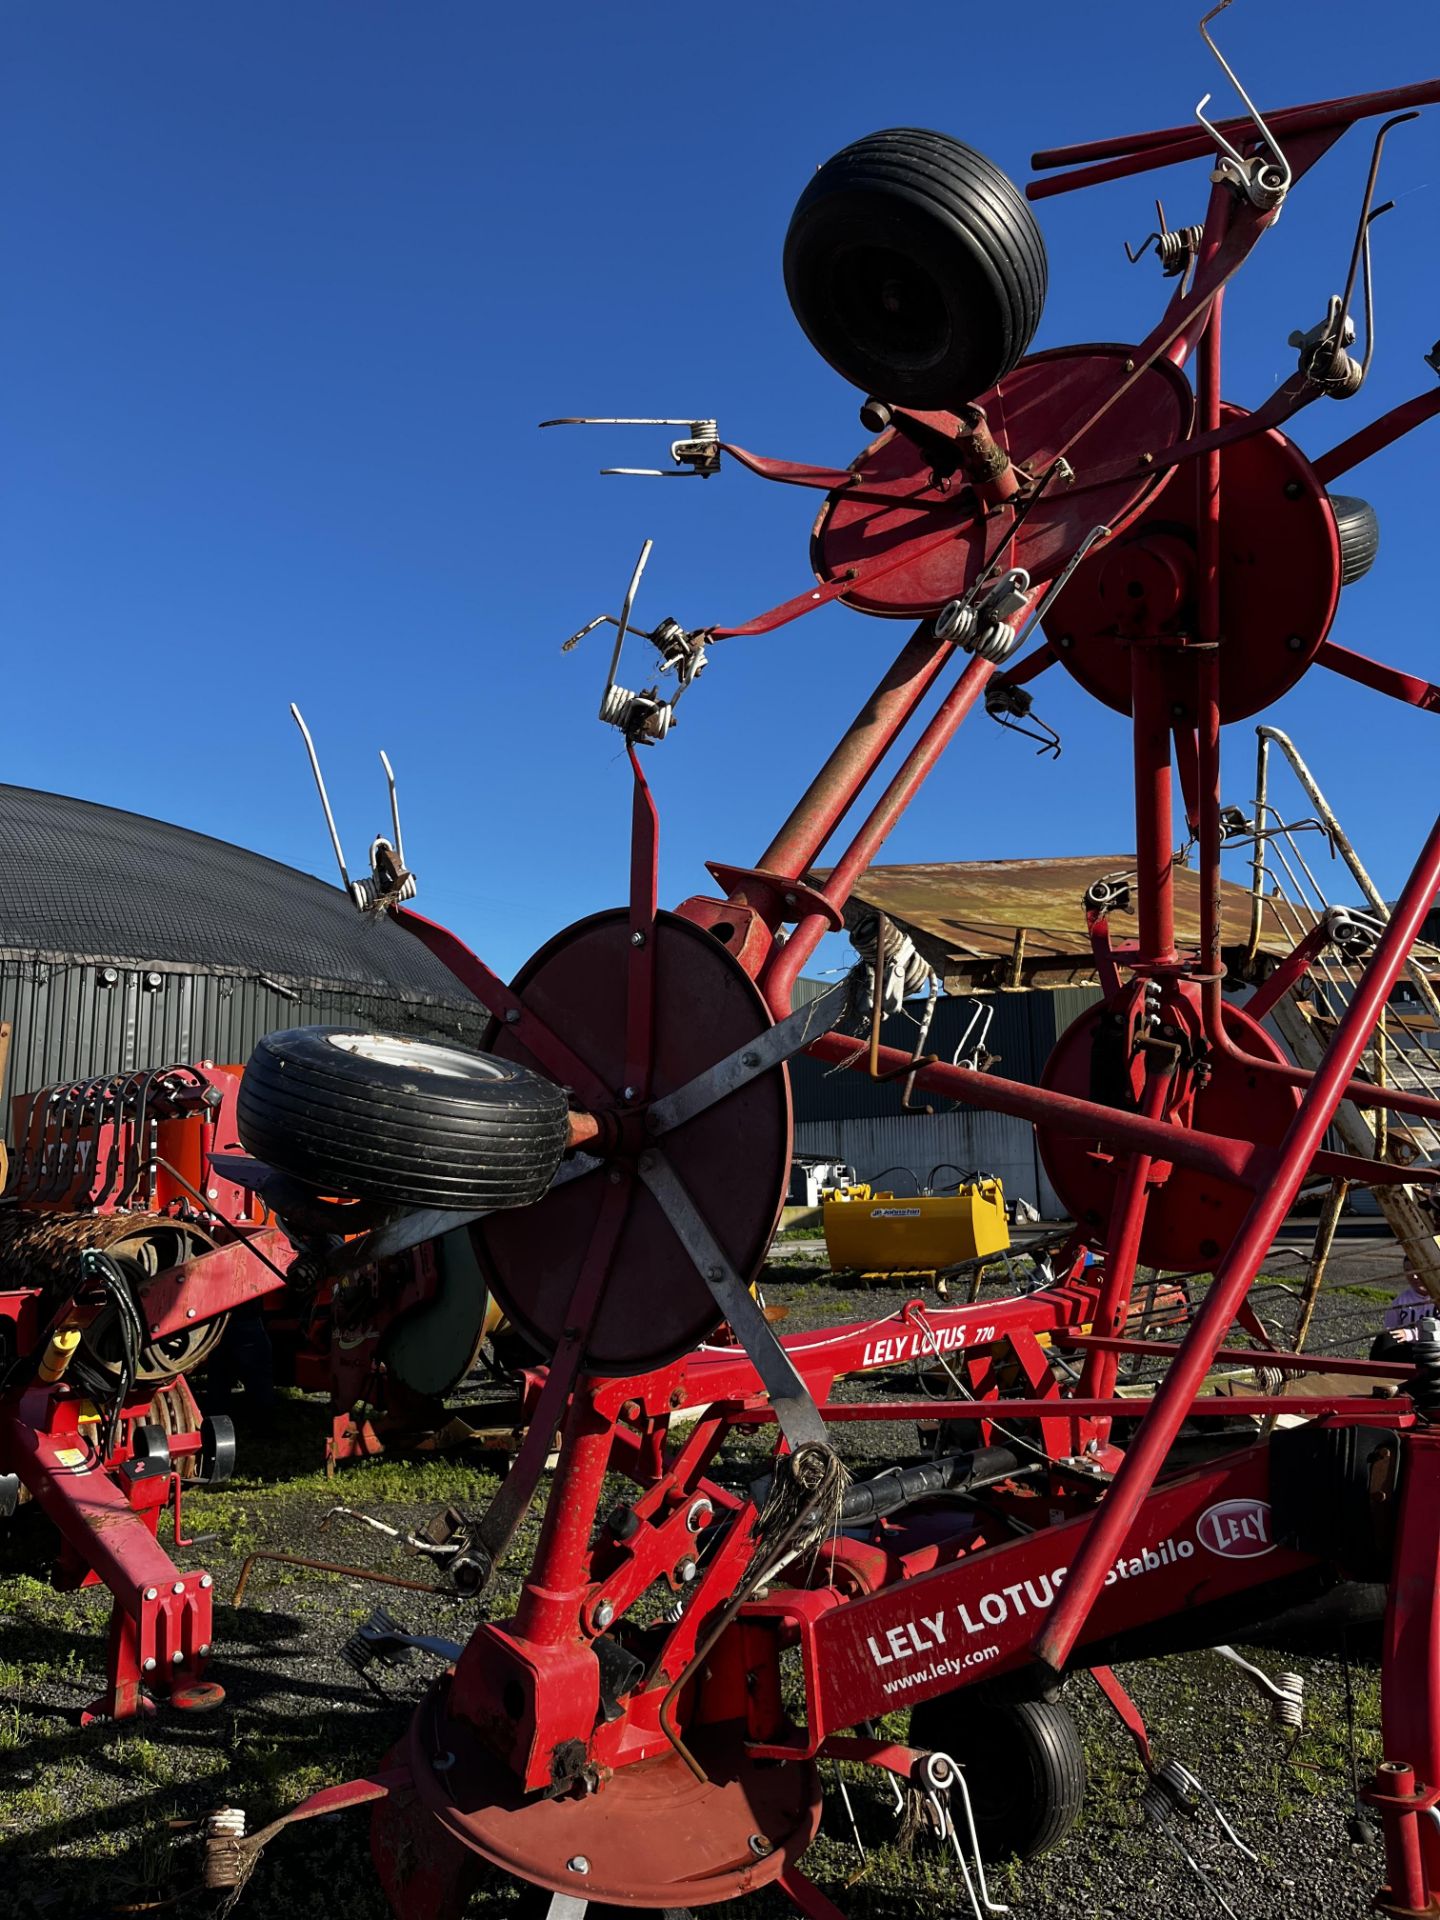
top-left (827, 244), bottom-right (953, 376)
top-left (323, 1033), bottom-right (509, 1081)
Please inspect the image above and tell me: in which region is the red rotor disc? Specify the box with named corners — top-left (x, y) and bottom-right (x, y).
top-left (475, 909), bottom-right (791, 1375)
top-left (811, 344), bottom-right (1194, 616)
top-left (1043, 404), bottom-right (1342, 722)
top-left (1037, 997), bottom-right (1301, 1272)
top-left (392, 1688), bottom-right (822, 1908)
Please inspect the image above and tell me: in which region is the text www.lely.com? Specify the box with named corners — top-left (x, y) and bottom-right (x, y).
top-left (879, 1646), bottom-right (1000, 1696)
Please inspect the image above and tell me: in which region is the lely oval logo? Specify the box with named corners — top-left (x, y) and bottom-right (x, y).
top-left (1197, 1498), bottom-right (1274, 1559)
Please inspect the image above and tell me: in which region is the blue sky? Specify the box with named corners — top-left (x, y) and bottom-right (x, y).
top-left (1, 2), bottom-right (1436, 980)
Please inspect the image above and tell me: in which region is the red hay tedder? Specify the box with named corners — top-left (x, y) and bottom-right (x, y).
top-left (14, 10), bottom-right (1440, 1916)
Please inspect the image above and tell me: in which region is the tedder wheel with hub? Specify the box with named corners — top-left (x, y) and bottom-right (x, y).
top-left (908, 1690), bottom-right (1087, 1861)
top-left (208, 36), bottom-right (1440, 1920)
top-left (783, 127), bottom-right (1048, 409)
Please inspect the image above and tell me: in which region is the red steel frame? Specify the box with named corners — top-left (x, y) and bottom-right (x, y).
top-left (239, 71), bottom-right (1440, 1920)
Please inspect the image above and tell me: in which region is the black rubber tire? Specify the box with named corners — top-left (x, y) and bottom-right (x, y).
top-left (908, 1692), bottom-right (1086, 1861)
top-left (783, 127), bottom-right (1047, 409)
top-left (236, 1026), bottom-right (569, 1212)
top-left (1330, 492), bottom-right (1380, 585)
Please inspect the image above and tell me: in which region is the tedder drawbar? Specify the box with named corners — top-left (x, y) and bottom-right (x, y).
top-left (190, 13), bottom-right (1440, 1918)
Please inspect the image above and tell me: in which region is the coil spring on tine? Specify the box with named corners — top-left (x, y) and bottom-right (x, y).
top-left (1272, 1673), bottom-right (1304, 1731)
top-left (935, 600), bottom-right (1021, 665)
top-left (1155, 225), bottom-right (1204, 275)
top-left (353, 870), bottom-right (418, 910)
top-left (601, 683), bottom-right (639, 729)
top-left (1126, 219), bottom-right (1204, 278)
top-left (1140, 1758), bottom-right (1199, 1827)
top-left (971, 620), bottom-right (1020, 665)
top-left (601, 683), bottom-right (673, 740)
top-left (202, 1807), bottom-right (248, 1889)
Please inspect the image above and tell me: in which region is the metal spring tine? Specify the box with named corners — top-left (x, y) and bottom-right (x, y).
top-left (830, 1762), bottom-right (866, 1864)
top-left (539, 416), bottom-right (702, 427)
top-left (1194, 1779), bottom-right (1257, 1861)
top-left (20, 1085), bottom-right (54, 1198)
top-left (924, 1752), bottom-right (1010, 1916)
top-left (37, 1085), bottom-right (68, 1203)
top-left (1339, 112), bottom-right (1417, 346)
top-left (290, 704), bottom-right (356, 897)
top-left (1354, 200), bottom-right (1393, 384)
top-left (379, 749), bottom-right (405, 867)
top-left (109, 1072), bottom-right (136, 1208)
top-left (542, 1899), bottom-right (589, 1920)
top-left (95, 1074), bottom-right (129, 1208)
top-left (1162, 1821), bottom-right (1240, 1920)
top-left (70, 1080), bottom-right (100, 1207)
top-left (41, 1087), bottom-right (76, 1204)
top-left (68, 1081), bottom-right (98, 1204)
top-left (1195, 0), bottom-right (1292, 200)
top-left (600, 540), bottom-right (653, 721)
top-left (947, 1767), bottom-right (1010, 1916)
top-left (1010, 524), bottom-right (1112, 653)
top-left (923, 1784), bottom-right (985, 1920)
top-left (561, 614), bottom-right (614, 654)
top-left (120, 1069), bottom-right (159, 1210)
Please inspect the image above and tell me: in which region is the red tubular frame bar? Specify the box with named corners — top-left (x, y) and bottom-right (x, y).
top-left (1026, 77), bottom-right (1440, 197)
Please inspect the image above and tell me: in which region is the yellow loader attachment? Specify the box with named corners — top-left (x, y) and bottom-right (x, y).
top-left (821, 1176), bottom-right (1009, 1275)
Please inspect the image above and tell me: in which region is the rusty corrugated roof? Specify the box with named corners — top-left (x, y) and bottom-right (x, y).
top-left (818, 855), bottom-right (1315, 992)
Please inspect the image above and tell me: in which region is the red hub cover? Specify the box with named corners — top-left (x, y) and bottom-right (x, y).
top-left (1042, 404), bottom-right (1341, 722)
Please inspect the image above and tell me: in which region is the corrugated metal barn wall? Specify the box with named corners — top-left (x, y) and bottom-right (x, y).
top-left (0, 955), bottom-right (491, 1139)
top-left (790, 986), bottom-right (1102, 1215)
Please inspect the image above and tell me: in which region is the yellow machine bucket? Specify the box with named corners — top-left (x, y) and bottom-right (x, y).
top-left (822, 1178), bottom-right (1010, 1275)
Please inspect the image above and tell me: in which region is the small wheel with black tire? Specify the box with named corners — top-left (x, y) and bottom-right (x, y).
top-left (1329, 493), bottom-right (1380, 585)
top-left (783, 127), bottom-right (1047, 409)
top-left (908, 1691), bottom-right (1086, 1860)
top-left (237, 1027), bottom-right (570, 1213)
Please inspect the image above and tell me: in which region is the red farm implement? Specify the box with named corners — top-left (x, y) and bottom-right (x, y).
top-left (0, 1062), bottom-right (295, 1719)
top-left (190, 22), bottom-right (1440, 1920)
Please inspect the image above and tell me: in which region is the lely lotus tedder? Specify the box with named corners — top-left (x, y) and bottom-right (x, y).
top-left (192, 11), bottom-right (1440, 1917)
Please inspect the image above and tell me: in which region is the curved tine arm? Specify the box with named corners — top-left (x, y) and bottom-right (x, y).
top-left (1340, 112), bottom-right (1417, 329)
top-left (378, 749), bottom-right (404, 866)
top-left (290, 704), bottom-right (354, 895)
top-left (600, 539), bottom-right (653, 716)
top-left (1196, 0), bottom-right (1292, 196)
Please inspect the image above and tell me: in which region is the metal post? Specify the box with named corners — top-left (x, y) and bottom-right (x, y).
top-left (1131, 647), bottom-right (1178, 965)
top-left (868, 915), bottom-right (888, 1079)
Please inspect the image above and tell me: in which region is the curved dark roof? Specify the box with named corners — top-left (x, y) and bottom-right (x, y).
top-left (0, 784), bottom-right (482, 1005)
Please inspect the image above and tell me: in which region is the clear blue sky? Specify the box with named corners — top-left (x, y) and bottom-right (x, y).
top-left (2, 2), bottom-right (1436, 979)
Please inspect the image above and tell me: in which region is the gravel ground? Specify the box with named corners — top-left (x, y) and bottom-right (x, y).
top-left (0, 1226), bottom-right (1410, 1920)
